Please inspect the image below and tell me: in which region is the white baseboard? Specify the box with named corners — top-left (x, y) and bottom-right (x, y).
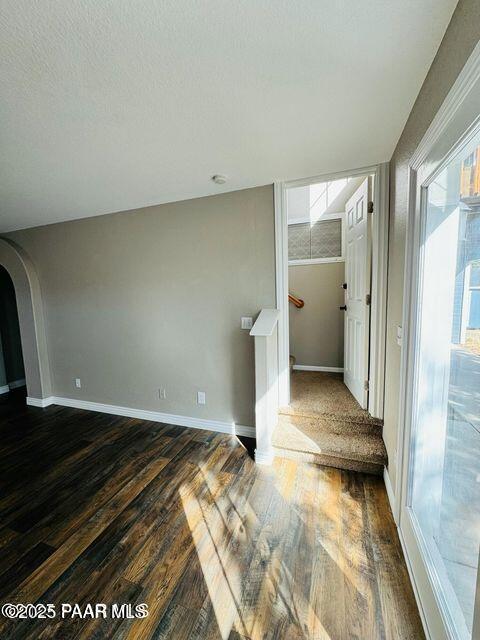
top-left (254, 448), bottom-right (275, 465)
top-left (0, 384), bottom-right (10, 395)
top-left (26, 396), bottom-right (54, 408)
top-left (25, 395), bottom-right (256, 439)
top-left (235, 424), bottom-right (256, 438)
top-left (293, 365), bottom-right (344, 373)
top-left (9, 378), bottom-right (26, 390)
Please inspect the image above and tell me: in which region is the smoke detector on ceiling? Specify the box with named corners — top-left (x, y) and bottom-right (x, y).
top-left (211, 174), bottom-right (227, 185)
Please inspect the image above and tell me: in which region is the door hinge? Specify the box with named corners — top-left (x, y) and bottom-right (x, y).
top-left (366, 293), bottom-right (371, 305)
top-left (367, 201), bottom-right (374, 214)
top-left (364, 380), bottom-right (370, 391)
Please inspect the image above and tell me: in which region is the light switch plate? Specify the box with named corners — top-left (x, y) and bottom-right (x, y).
top-left (197, 391), bottom-right (206, 405)
top-left (241, 317), bottom-right (253, 330)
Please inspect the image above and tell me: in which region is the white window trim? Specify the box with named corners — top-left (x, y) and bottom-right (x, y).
top-left (288, 257), bottom-right (345, 266)
top-left (394, 39), bottom-right (480, 640)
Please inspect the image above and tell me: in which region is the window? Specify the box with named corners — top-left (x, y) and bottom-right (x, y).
top-left (288, 217), bottom-right (343, 263)
top-left (286, 176), bottom-right (351, 264)
top-left (410, 138), bottom-right (480, 638)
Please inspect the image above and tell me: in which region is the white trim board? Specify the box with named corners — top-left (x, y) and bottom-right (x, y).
top-left (254, 449), bottom-right (275, 465)
top-left (0, 385), bottom-right (9, 395)
top-left (25, 396), bottom-right (256, 439)
top-left (275, 181), bottom-right (290, 407)
top-left (26, 396), bottom-right (53, 408)
top-left (288, 257), bottom-right (345, 266)
top-left (409, 40), bottom-right (480, 171)
top-left (368, 162), bottom-right (389, 420)
top-left (396, 39), bottom-right (480, 516)
top-left (293, 365), bottom-right (344, 373)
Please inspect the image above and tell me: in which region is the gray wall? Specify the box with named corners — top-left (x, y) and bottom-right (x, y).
top-left (289, 262), bottom-right (345, 368)
top-left (384, 0), bottom-right (480, 490)
top-left (8, 186), bottom-right (275, 426)
top-left (0, 266), bottom-right (25, 384)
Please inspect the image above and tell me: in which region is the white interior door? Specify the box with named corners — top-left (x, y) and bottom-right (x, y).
top-left (344, 177), bottom-right (371, 408)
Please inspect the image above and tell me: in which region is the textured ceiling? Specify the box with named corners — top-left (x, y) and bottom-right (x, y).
top-left (0, 0), bottom-right (456, 231)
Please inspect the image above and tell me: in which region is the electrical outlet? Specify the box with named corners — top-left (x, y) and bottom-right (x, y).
top-left (158, 388), bottom-right (166, 399)
top-left (197, 391), bottom-right (206, 405)
top-left (241, 317), bottom-right (253, 330)
top-left (75, 378), bottom-right (81, 389)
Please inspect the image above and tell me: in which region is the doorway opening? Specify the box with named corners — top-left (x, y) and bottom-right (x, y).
top-left (273, 165), bottom-right (389, 473)
top-left (0, 238), bottom-right (52, 404)
top-left (0, 265), bottom-right (26, 403)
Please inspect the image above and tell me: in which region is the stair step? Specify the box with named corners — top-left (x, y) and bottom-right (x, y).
top-left (273, 414), bottom-right (387, 475)
top-left (279, 405), bottom-right (383, 427)
top-left (279, 412), bottom-right (382, 437)
top-left (284, 370), bottom-right (383, 427)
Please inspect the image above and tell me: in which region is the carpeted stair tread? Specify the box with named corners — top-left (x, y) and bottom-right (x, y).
top-left (280, 412), bottom-right (382, 437)
top-left (274, 415), bottom-right (387, 466)
top-left (273, 416), bottom-right (387, 473)
top-left (274, 371), bottom-right (387, 475)
top-left (279, 370), bottom-right (383, 426)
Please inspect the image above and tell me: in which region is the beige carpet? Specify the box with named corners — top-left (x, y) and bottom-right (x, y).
top-left (279, 371), bottom-right (382, 426)
top-left (274, 371), bottom-right (387, 475)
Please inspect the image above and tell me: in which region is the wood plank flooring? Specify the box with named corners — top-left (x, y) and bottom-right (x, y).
top-left (0, 390), bottom-right (424, 639)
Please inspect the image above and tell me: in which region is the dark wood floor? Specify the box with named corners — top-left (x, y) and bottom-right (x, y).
top-left (0, 390), bottom-right (424, 639)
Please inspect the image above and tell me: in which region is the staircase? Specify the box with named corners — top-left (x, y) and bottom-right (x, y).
top-left (273, 371), bottom-right (387, 475)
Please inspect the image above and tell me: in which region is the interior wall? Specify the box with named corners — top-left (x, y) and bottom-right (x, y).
top-left (289, 262), bottom-right (345, 368)
top-left (384, 0), bottom-right (480, 491)
top-left (7, 186), bottom-right (275, 426)
top-left (0, 266), bottom-right (25, 384)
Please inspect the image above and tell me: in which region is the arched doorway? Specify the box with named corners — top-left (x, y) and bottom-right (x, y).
top-left (0, 265), bottom-right (26, 393)
top-left (0, 238), bottom-right (51, 402)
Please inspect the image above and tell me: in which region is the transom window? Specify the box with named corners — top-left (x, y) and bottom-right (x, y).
top-left (288, 218), bottom-right (343, 263)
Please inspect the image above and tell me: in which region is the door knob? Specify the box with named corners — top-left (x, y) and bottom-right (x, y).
top-left (339, 305), bottom-right (347, 311)
top-left (341, 282), bottom-right (347, 289)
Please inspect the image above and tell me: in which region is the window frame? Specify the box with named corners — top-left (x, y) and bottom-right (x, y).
top-left (395, 39), bottom-right (480, 640)
top-left (287, 211), bottom-right (345, 265)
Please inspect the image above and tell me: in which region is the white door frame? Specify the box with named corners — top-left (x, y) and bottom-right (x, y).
top-left (274, 162), bottom-right (389, 419)
top-left (394, 41), bottom-right (480, 640)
